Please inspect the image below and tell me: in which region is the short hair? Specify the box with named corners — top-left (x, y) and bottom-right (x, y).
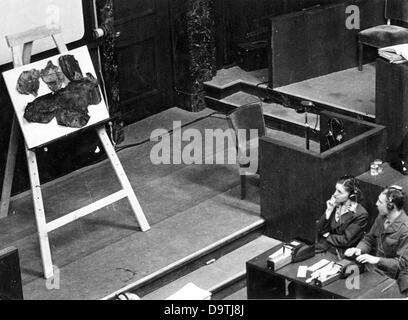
top-left (337, 175), bottom-right (363, 202)
top-left (384, 185), bottom-right (406, 210)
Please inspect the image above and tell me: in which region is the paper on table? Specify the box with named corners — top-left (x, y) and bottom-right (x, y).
top-left (306, 261), bottom-right (336, 283)
top-left (297, 266), bottom-right (308, 278)
top-left (380, 43), bottom-right (408, 61)
top-left (311, 262), bottom-right (333, 278)
top-left (308, 259), bottom-right (331, 272)
top-left (318, 263), bottom-right (342, 282)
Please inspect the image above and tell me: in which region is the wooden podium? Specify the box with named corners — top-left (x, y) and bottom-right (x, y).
top-left (376, 58), bottom-right (408, 166)
top-left (0, 26), bottom-right (150, 279)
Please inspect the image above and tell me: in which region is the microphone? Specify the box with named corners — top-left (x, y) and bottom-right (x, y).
top-left (300, 100), bottom-right (316, 150)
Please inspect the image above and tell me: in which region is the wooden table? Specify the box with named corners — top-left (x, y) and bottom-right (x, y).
top-left (246, 245), bottom-right (405, 299)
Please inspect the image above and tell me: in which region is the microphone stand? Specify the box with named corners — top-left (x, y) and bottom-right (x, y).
top-left (300, 100), bottom-right (316, 151)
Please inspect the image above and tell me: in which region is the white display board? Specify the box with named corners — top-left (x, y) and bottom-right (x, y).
top-left (0, 0), bottom-right (84, 66)
top-left (2, 46), bottom-right (110, 149)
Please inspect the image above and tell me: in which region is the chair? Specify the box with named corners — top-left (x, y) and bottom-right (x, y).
top-left (358, 0), bottom-right (408, 71)
top-left (227, 102), bottom-right (266, 200)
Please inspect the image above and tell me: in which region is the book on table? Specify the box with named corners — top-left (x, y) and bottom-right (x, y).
top-left (378, 43), bottom-right (408, 64)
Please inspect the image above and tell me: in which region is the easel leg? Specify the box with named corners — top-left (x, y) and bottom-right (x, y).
top-left (25, 147), bottom-right (54, 279)
top-left (96, 126), bottom-right (150, 232)
top-left (0, 115), bottom-right (20, 218)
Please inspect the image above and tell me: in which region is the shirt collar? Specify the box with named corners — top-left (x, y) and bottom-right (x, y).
top-left (337, 202), bottom-right (357, 214)
top-left (386, 211), bottom-right (401, 226)
top-left (348, 202), bottom-right (358, 213)
top-left (335, 202), bottom-right (357, 221)
top-left (383, 210), bottom-right (408, 233)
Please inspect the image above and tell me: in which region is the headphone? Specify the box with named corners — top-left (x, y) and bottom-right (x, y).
top-left (339, 175), bottom-right (360, 202)
top-left (385, 185), bottom-right (404, 211)
top-left (349, 188), bottom-right (358, 202)
top-left (326, 118), bottom-right (345, 148)
top-left (348, 181), bottom-right (359, 202)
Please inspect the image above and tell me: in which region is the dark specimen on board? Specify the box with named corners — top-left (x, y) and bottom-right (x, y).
top-left (24, 73), bottom-right (102, 128)
top-left (24, 93), bottom-right (60, 123)
top-left (16, 69), bottom-right (41, 97)
top-left (59, 54), bottom-right (84, 81)
top-left (40, 61), bottom-right (65, 92)
top-left (56, 109), bottom-right (90, 128)
top-left (58, 73), bottom-right (102, 109)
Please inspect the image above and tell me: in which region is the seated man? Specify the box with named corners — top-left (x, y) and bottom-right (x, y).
top-left (345, 186), bottom-right (408, 296)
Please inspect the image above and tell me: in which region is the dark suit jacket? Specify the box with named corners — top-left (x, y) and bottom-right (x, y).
top-left (357, 211), bottom-right (408, 294)
top-left (317, 203), bottom-right (368, 250)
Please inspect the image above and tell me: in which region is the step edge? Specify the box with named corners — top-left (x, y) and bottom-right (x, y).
top-left (101, 219), bottom-right (265, 300)
top-left (142, 236), bottom-right (278, 299)
top-left (204, 79), bottom-right (268, 91)
top-left (208, 271), bottom-right (247, 293)
top-left (145, 271), bottom-right (247, 301)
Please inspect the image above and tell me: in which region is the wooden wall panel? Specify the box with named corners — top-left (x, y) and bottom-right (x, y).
top-left (113, 0), bottom-right (153, 20)
top-left (114, 0), bottom-right (173, 124)
top-left (214, 0), bottom-right (345, 68)
top-left (260, 138), bottom-right (324, 242)
top-left (117, 39), bottom-right (158, 102)
top-left (376, 58), bottom-right (408, 162)
top-left (269, 0), bottom-right (386, 88)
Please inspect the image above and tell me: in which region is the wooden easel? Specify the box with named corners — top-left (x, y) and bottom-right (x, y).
top-left (0, 26), bottom-right (150, 279)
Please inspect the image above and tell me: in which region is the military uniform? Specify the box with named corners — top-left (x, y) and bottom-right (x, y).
top-left (357, 211), bottom-right (408, 295)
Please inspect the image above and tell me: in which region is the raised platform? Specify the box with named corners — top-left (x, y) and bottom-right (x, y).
top-left (141, 235), bottom-right (280, 300)
top-left (1, 107), bottom-right (266, 300)
top-left (275, 63), bottom-right (376, 120)
top-left (204, 63), bottom-right (376, 125)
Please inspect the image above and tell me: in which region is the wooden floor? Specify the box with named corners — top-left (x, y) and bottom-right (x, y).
top-left (204, 66), bottom-right (268, 89)
top-left (0, 107), bottom-right (264, 300)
